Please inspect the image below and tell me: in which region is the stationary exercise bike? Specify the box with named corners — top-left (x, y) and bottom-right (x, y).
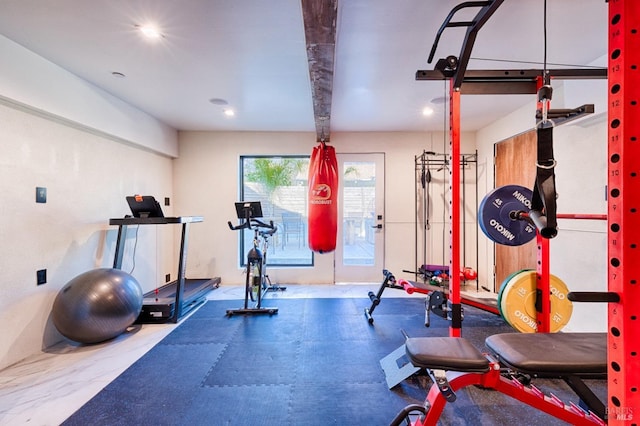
top-left (227, 201), bottom-right (284, 315)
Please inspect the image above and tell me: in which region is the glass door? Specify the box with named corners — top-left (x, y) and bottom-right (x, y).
top-left (334, 153), bottom-right (385, 283)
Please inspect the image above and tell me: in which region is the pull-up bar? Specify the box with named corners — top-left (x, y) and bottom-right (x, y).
top-left (420, 0), bottom-right (607, 93)
top-left (427, 0), bottom-right (505, 89)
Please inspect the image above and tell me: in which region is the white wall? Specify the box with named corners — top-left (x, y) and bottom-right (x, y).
top-left (173, 130), bottom-right (476, 285)
top-left (0, 102), bottom-right (175, 370)
top-left (0, 39), bottom-right (179, 370)
top-left (475, 78), bottom-right (609, 332)
top-left (0, 34), bottom-right (178, 158)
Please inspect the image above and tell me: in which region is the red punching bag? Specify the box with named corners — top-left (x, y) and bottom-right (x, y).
top-left (308, 142), bottom-right (338, 253)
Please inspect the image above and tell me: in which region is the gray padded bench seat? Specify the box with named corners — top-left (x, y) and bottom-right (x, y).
top-left (396, 333), bottom-right (608, 425)
top-left (485, 332), bottom-right (607, 376)
top-left (405, 336), bottom-right (490, 372)
top-left (405, 333), bottom-right (607, 376)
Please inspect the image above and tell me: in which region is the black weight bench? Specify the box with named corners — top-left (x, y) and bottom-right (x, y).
top-left (391, 333), bottom-right (607, 426)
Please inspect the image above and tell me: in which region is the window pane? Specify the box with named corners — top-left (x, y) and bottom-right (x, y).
top-left (240, 156), bottom-right (313, 267)
top-left (342, 161), bottom-right (376, 265)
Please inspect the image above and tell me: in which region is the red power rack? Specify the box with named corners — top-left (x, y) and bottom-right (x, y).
top-left (607, 0), bottom-right (640, 422)
top-left (448, 81), bottom-right (463, 338)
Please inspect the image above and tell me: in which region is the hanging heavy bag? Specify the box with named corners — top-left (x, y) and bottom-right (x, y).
top-left (308, 142), bottom-right (338, 253)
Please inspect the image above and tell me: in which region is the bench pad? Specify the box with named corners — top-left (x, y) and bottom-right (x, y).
top-left (405, 337), bottom-right (490, 373)
top-left (485, 332), bottom-right (606, 376)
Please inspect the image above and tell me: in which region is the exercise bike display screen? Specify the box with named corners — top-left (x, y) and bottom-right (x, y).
top-left (235, 201), bottom-right (263, 219)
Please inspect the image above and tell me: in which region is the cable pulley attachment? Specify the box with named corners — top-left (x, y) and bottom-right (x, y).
top-left (531, 122), bottom-right (558, 239)
top-left (537, 84), bottom-right (553, 123)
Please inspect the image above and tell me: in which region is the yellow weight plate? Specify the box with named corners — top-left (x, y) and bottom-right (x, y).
top-left (501, 271), bottom-right (573, 333)
top-left (498, 269), bottom-right (531, 327)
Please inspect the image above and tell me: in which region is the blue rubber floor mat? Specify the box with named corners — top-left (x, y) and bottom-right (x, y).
top-left (62, 297), bottom-right (605, 426)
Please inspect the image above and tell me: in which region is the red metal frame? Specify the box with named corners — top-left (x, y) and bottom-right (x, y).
top-left (534, 76), bottom-right (552, 333)
top-left (460, 295), bottom-right (499, 315)
top-left (607, 0), bottom-right (640, 422)
top-left (400, 279), bottom-right (500, 316)
top-left (535, 226), bottom-right (552, 333)
top-left (519, 212), bottom-right (606, 221)
top-left (556, 214), bottom-right (607, 220)
top-left (449, 81), bottom-right (462, 337)
top-left (408, 364), bottom-right (604, 426)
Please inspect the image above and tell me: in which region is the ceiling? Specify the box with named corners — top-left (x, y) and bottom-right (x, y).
top-left (0, 0), bottom-right (607, 137)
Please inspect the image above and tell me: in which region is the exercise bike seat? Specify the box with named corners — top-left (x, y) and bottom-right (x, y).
top-left (405, 337), bottom-right (490, 373)
top-left (485, 332), bottom-right (607, 377)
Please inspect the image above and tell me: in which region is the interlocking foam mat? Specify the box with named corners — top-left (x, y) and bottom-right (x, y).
top-left (63, 297), bottom-right (605, 426)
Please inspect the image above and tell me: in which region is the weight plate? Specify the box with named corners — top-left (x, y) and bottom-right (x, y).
top-left (497, 269), bottom-right (531, 326)
top-left (501, 271), bottom-right (573, 333)
top-left (499, 270), bottom-right (533, 328)
top-left (477, 192), bottom-right (491, 242)
top-left (478, 185), bottom-right (537, 246)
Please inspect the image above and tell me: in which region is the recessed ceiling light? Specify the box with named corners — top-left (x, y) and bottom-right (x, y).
top-left (422, 106), bottom-right (435, 116)
top-left (430, 96), bottom-right (447, 105)
top-left (209, 98), bottom-right (229, 106)
top-left (136, 24), bottom-right (163, 40)
top-left (223, 108), bottom-right (235, 117)
top-left (111, 71), bottom-right (126, 78)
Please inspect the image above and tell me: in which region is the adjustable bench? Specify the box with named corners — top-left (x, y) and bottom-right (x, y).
top-left (390, 333), bottom-right (607, 426)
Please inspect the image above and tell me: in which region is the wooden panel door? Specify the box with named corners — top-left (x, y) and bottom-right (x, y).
top-left (494, 130), bottom-right (537, 290)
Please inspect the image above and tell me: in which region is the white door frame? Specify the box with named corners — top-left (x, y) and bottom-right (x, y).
top-left (334, 152), bottom-right (385, 283)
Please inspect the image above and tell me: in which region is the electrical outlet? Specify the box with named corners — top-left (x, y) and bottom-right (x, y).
top-left (37, 269), bottom-right (47, 285)
top-left (164, 197), bottom-right (170, 206)
top-left (165, 273), bottom-right (171, 282)
top-left (36, 187), bottom-right (47, 203)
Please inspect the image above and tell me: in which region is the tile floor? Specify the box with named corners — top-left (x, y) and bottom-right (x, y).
top-left (0, 282), bottom-right (489, 426)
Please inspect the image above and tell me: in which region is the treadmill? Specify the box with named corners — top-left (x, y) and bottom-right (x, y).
top-left (136, 276), bottom-right (220, 323)
top-left (110, 195), bottom-right (220, 323)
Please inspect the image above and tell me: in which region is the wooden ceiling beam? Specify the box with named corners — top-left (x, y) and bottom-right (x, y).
top-left (301, 0), bottom-right (337, 142)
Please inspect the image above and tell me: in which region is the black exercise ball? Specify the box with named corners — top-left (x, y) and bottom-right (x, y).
top-left (52, 268), bottom-right (143, 344)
